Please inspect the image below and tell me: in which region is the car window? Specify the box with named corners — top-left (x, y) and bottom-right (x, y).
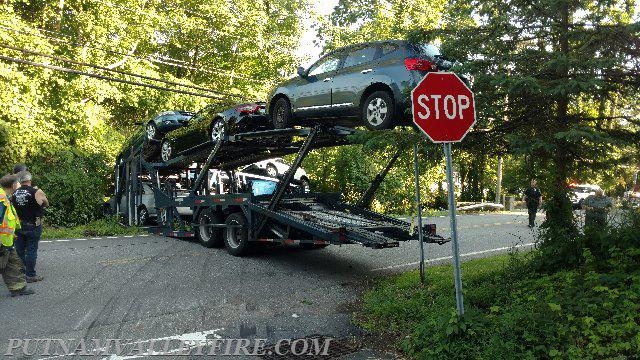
top-left (164, 113), bottom-right (193, 122)
top-left (380, 43), bottom-right (398, 55)
top-left (308, 54), bottom-right (341, 76)
top-left (343, 46), bottom-right (378, 68)
top-left (414, 43), bottom-right (442, 57)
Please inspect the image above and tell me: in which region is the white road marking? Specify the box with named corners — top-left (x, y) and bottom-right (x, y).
top-left (41, 235), bottom-right (149, 243)
top-left (74, 309), bottom-right (94, 331)
top-left (371, 242), bottom-right (536, 272)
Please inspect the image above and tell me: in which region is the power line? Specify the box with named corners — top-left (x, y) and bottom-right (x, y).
top-left (0, 42), bottom-right (252, 99)
top-left (0, 24), bottom-right (259, 81)
top-left (0, 53), bottom-right (227, 100)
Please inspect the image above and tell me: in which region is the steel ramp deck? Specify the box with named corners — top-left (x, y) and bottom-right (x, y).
top-left (260, 199), bottom-right (443, 248)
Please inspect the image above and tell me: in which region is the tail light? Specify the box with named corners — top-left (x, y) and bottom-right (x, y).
top-left (404, 58), bottom-right (436, 71)
top-left (236, 104), bottom-right (262, 115)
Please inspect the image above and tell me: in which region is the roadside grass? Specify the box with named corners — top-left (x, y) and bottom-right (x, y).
top-left (357, 248), bottom-right (640, 359)
top-left (42, 217), bottom-right (146, 239)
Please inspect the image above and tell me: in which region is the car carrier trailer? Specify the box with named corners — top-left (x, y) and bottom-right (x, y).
top-left (115, 125), bottom-right (448, 256)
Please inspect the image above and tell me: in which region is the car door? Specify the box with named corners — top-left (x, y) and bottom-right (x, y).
top-left (170, 107), bottom-right (216, 154)
top-left (292, 52), bottom-right (342, 118)
top-left (330, 44), bottom-right (381, 116)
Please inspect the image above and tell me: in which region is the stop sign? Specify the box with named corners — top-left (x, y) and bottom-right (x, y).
top-left (411, 72), bottom-right (475, 143)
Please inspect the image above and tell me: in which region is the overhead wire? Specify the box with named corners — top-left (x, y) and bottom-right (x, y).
top-left (0, 24), bottom-right (259, 81)
top-left (0, 42), bottom-right (252, 99)
top-left (0, 53), bottom-right (228, 100)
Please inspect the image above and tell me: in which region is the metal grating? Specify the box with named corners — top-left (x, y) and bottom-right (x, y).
top-left (259, 335), bottom-right (358, 360)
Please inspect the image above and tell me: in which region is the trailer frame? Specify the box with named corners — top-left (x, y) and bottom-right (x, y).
top-left (115, 124), bottom-right (448, 256)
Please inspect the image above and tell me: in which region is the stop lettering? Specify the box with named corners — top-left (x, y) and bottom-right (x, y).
top-left (411, 72), bottom-right (476, 143)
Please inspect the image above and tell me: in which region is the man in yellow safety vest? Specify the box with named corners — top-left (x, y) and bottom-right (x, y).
top-left (0, 174), bottom-right (34, 297)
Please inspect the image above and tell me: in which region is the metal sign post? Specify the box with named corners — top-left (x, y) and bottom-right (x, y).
top-left (411, 71), bottom-right (474, 318)
top-left (444, 142), bottom-right (464, 316)
top-left (413, 144), bottom-right (426, 284)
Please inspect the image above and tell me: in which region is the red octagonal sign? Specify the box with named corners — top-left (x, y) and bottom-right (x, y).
top-left (411, 72), bottom-right (476, 143)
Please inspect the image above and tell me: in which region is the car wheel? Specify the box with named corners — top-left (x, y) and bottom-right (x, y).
top-left (160, 140), bottom-right (172, 162)
top-left (300, 177), bottom-right (311, 193)
top-left (272, 97), bottom-right (292, 129)
top-left (197, 208), bottom-right (223, 248)
top-left (146, 122), bottom-right (158, 140)
top-left (362, 91), bottom-right (395, 130)
top-left (210, 119), bottom-right (226, 143)
top-left (137, 205), bottom-right (149, 226)
top-left (266, 164), bottom-right (279, 178)
top-left (224, 212), bottom-right (251, 256)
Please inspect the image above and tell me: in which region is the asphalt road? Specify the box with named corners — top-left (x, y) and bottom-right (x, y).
top-left (0, 211), bottom-right (541, 359)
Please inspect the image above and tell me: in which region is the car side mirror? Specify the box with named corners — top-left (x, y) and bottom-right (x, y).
top-left (297, 66), bottom-right (306, 78)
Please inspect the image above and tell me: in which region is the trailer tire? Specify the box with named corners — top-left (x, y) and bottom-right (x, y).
top-left (224, 212), bottom-right (251, 256)
top-left (196, 209), bottom-right (223, 248)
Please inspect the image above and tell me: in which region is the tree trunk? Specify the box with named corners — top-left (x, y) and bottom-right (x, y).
top-left (546, 1), bottom-right (576, 232)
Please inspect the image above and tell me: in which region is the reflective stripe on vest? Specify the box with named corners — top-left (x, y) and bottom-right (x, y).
top-left (0, 189), bottom-right (20, 247)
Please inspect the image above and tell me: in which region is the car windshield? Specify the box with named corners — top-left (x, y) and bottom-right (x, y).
top-left (416, 43), bottom-right (441, 58)
top-left (165, 114), bottom-right (193, 122)
top-left (572, 186), bottom-right (596, 193)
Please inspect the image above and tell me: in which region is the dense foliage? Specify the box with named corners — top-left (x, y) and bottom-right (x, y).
top-left (0, 0), bottom-right (638, 227)
top-left (0, 0), bottom-right (308, 225)
top-left (318, 0), bottom-right (639, 227)
top-left (358, 210), bottom-right (640, 359)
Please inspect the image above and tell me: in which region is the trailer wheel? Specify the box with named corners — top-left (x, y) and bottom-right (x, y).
top-left (224, 212), bottom-right (251, 256)
top-left (197, 209), bottom-right (223, 248)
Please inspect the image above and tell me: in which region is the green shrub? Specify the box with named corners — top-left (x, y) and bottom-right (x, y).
top-left (26, 149), bottom-right (111, 227)
top-left (359, 212), bottom-right (640, 360)
top-left (42, 216), bottom-right (144, 239)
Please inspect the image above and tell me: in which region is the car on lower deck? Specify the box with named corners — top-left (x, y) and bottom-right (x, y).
top-left (267, 40), bottom-right (463, 131)
top-left (240, 158), bottom-right (310, 192)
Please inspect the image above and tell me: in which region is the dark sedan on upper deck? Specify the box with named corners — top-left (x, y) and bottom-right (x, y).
top-left (267, 40), bottom-right (461, 131)
top-left (159, 102), bottom-right (271, 162)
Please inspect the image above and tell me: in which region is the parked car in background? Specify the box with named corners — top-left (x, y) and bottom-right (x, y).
top-left (116, 110), bottom-right (195, 163)
top-left (267, 40), bottom-right (463, 131)
top-left (570, 184), bottom-right (602, 209)
top-left (159, 101), bottom-right (271, 162)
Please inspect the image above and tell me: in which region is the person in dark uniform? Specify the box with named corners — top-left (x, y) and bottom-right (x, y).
top-left (524, 179), bottom-right (542, 228)
top-left (11, 171), bottom-right (48, 283)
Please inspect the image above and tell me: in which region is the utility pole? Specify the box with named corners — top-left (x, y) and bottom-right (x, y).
top-left (495, 156), bottom-right (503, 204)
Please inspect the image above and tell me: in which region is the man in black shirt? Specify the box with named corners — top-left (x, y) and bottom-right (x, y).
top-left (524, 179), bottom-right (542, 228)
top-left (12, 171), bottom-right (49, 283)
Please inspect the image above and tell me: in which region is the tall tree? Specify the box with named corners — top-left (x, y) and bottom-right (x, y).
top-left (412, 0), bottom-right (639, 268)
